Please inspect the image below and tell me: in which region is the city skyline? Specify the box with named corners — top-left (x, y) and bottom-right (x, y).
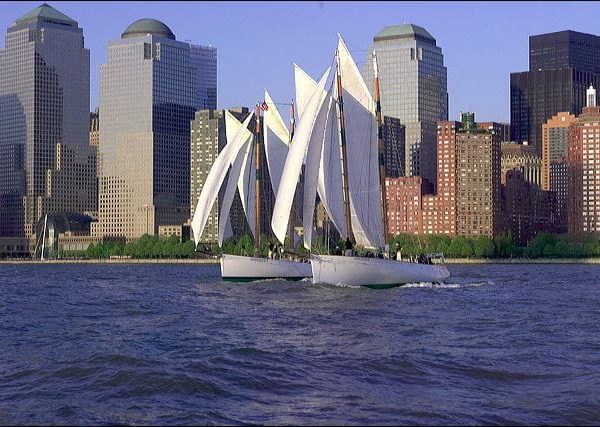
top-left (2, 1), bottom-right (600, 123)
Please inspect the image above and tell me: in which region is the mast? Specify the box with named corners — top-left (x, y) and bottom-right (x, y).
top-left (40, 214), bottom-right (48, 261)
top-left (372, 50), bottom-right (389, 252)
top-left (287, 99), bottom-right (295, 250)
top-left (335, 48), bottom-right (354, 242)
top-left (254, 104), bottom-right (261, 257)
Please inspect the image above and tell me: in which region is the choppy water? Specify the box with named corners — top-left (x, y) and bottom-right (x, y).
top-left (1, 263), bottom-right (600, 425)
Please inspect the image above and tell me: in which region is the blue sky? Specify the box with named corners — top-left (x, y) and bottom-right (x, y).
top-left (1, 1), bottom-right (598, 122)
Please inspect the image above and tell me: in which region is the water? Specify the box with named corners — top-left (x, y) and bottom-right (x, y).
top-left (1, 263), bottom-right (600, 425)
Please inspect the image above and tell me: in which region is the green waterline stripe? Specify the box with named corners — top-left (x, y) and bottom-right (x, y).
top-left (222, 276), bottom-right (308, 283)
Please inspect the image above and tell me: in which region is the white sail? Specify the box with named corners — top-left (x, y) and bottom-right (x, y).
top-left (302, 88), bottom-right (331, 249)
top-left (294, 64), bottom-right (319, 120)
top-left (236, 129), bottom-right (256, 237)
top-left (293, 65), bottom-right (347, 248)
top-left (218, 136), bottom-right (253, 246)
top-left (263, 90), bottom-right (290, 196)
top-left (271, 67), bottom-right (331, 244)
top-left (317, 81), bottom-right (347, 242)
top-left (191, 111), bottom-right (254, 245)
top-left (337, 35), bottom-right (384, 249)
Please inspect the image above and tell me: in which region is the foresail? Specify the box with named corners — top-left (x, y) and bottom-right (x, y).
top-left (302, 88), bottom-right (331, 250)
top-left (263, 90), bottom-right (290, 196)
top-left (271, 67), bottom-right (331, 244)
top-left (237, 131), bottom-right (256, 237)
top-left (218, 136), bottom-right (253, 246)
top-left (191, 111), bottom-right (254, 246)
top-left (337, 35), bottom-right (384, 249)
top-left (317, 81), bottom-right (347, 242)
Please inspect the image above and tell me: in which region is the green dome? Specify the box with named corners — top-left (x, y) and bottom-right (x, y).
top-left (121, 18), bottom-right (175, 40)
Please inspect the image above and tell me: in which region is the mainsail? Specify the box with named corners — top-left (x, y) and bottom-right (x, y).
top-left (191, 111), bottom-right (254, 246)
top-left (277, 36), bottom-right (385, 252)
top-left (336, 35), bottom-right (384, 249)
top-left (271, 67), bottom-right (331, 244)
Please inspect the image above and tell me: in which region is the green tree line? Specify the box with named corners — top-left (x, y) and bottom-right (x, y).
top-left (60, 232), bottom-right (600, 259)
top-left (389, 232), bottom-right (600, 259)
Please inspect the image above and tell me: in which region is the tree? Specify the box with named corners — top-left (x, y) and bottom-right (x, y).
top-left (474, 235), bottom-right (495, 258)
top-left (448, 235), bottom-right (472, 258)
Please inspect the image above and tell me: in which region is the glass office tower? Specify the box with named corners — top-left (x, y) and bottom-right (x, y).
top-left (511, 30), bottom-right (600, 153)
top-left (97, 19), bottom-right (217, 239)
top-left (363, 24), bottom-right (448, 189)
top-left (0, 4), bottom-right (89, 237)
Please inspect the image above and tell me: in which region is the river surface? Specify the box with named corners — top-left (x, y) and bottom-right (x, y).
top-left (1, 263), bottom-right (600, 425)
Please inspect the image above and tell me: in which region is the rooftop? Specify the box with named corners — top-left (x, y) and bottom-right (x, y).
top-left (374, 24), bottom-right (436, 43)
top-left (122, 19), bottom-right (175, 40)
top-left (14, 3), bottom-right (77, 27)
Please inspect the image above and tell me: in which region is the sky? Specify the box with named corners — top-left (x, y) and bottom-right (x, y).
top-left (1, 1), bottom-right (599, 123)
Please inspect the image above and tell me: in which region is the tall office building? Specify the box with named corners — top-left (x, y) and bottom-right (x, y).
top-left (191, 45), bottom-right (217, 110)
top-left (364, 23), bottom-right (448, 188)
top-left (568, 86), bottom-right (600, 235)
top-left (0, 4), bottom-right (90, 237)
top-left (96, 19), bottom-right (217, 239)
top-left (511, 30), bottom-right (600, 152)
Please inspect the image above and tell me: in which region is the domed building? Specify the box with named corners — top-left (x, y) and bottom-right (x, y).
top-left (96, 18), bottom-right (217, 240)
top-left (121, 18), bottom-right (176, 40)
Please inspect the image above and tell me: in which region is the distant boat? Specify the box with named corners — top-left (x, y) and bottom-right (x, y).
top-left (191, 99), bottom-right (311, 282)
top-left (33, 214), bottom-right (49, 261)
top-left (271, 34), bottom-right (450, 288)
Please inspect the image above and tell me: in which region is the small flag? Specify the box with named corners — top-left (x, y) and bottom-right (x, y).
top-left (260, 101), bottom-right (269, 111)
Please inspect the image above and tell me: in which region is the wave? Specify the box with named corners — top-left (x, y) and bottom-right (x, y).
top-left (403, 281), bottom-right (494, 289)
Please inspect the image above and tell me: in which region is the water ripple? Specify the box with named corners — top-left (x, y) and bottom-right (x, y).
top-left (1, 263), bottom-right (600, 424)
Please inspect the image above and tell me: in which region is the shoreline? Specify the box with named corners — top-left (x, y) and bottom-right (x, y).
top-left (1, 257), bottom-right (600, 265)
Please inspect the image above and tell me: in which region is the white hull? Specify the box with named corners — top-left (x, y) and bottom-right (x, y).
top-left (220, 254), bottom-right (312, 282)
top-left (311, 255), bottom-right (450, 288)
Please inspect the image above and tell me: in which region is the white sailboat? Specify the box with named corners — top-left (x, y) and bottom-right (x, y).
top-left (191, 102), bottom-right (311, 282)
top-left (272, 35), bottom-right (450, 288)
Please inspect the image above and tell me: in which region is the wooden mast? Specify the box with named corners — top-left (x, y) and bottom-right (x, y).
top-left (372, 50), bottom-right (389, 254)
top-left (254, 104), bottom-right (261, 257)
top-left (287, 100), bottom-right (296, 250)
top-left (335, 47), bottom-right (354, 242)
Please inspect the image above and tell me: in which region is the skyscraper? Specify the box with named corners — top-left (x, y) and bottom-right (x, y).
top-left (511, 30), bottom-right (600, 152)
top-left (363, 23), bottom-right (448, 189)
top-left (0, 4), bottom-right (90, 237)
top-left (96, 19), bottom-right (217, 239)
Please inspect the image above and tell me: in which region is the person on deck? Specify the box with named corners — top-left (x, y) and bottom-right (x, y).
top-left (268, 242), bottom-right (274, 260)
top-left (344, 237), bottom-right (353, 257)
